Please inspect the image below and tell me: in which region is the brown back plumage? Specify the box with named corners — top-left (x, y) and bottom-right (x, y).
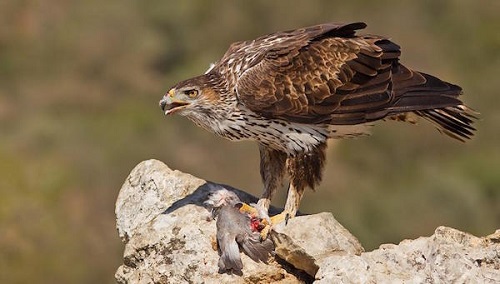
top-left (215, 22), bottom-right (476, 141)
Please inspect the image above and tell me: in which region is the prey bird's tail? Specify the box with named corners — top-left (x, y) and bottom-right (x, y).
top-left (388, 66), bottom-right (477, 142)
top-left (218, 235), bottom-right (243, 272)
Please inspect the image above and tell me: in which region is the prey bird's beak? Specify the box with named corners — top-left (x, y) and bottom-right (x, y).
top-left (159, 88), bottom-right (189, 115)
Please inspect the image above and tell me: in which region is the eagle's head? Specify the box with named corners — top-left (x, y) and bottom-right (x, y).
top-left (159, 75), bottom-right (214, 116)
top-left (160, 72), bottom-right (234, 131)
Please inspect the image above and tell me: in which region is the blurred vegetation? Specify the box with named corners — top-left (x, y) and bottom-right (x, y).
top-left (0, 0), bottom-right (499, 283)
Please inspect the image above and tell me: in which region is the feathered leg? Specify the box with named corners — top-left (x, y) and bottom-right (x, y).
top-left (271, 143), bottom-right (327, 225)
top-left (255, 143), bottom-right (326, 239)
top-left (256, 144), bottom-right (287, 210)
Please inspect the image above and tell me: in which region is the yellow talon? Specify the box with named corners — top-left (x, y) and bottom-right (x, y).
top-left (260, 225), bottom-right (271, 241)
top-left (238, 202), bottom-right (259, 217)
top-left (259, 211), bottom-right (293, 240)
top-left (237, 203), bottom-right (295, 240)
top-left (270, 211), bottom-right (289, 225)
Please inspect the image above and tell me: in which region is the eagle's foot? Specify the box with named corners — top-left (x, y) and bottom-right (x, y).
top-left (270, 211), bottom-right (291, 226)
top-left (258, 211), bottom-right (293, 241)
top-left (238, 202), bottom-right (260, 217)
top-left (259, 224), bottom-right (271, 241)
top-left (237, 202), bottom-right (273, 241)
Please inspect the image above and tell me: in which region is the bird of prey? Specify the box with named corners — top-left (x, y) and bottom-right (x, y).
top-left (205, 189), bottom-right (274, 273)
top-left (160, 22), bottom-right (476, 231)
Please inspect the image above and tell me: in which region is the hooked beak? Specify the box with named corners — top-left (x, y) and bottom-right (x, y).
top-left (159, 89), bottom-right (189, 115)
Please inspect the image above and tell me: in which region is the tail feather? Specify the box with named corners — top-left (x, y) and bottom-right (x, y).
top-left (391, 69), bottom-right (464, 111)
top-left (388, 67), bottom-right (477, 141)
top-left (415, 105), bottom-right (477, 142)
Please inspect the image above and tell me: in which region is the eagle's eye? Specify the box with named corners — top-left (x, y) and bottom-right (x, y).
top-left (185, 89), bottom-right (199, 99)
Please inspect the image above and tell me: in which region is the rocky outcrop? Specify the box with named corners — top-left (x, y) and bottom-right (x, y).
top-left (315, 226), bottom-right (500, 283)
top-left (115, 159), bottom-right (500, 283)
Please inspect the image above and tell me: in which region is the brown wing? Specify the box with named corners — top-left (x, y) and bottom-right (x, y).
top-left (216, 22), bottom-right (474, 140)
top-left (233, 22), bottom-right (405, 124)
top-left (216, 23), bottom-right (364, 90)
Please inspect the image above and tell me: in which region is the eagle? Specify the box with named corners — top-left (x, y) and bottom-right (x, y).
top-left (160, 22), bottom-right (476, 232)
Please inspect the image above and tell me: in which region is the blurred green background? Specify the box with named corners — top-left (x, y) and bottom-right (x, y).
top-left (1, 0), bottom-right (499, 283)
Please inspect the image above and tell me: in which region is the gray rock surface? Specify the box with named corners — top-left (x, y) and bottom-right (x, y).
top-left (315, 227), bottom-right (500, 283)
top-left (272, 213), bottom-right (364, 276)
top-left (115, 159), bottom-right (500, 284)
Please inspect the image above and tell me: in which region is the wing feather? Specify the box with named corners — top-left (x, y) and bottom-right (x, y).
top-left (216, 22), bottom-right (469, 133)
top-left (228, 22), bottom-right (402, 124)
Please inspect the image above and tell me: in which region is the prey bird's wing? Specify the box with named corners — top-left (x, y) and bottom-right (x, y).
top-left (237, 233), bottom-right (274, 263)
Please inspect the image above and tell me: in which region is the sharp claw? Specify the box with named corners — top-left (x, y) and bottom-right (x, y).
top-left (260, 225), bottom-right (271, 241)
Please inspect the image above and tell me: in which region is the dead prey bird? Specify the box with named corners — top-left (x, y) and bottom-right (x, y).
top-left (161, 22), bottom-right (477, 238)
top-left (205, 189), bottom-right (274, 273)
